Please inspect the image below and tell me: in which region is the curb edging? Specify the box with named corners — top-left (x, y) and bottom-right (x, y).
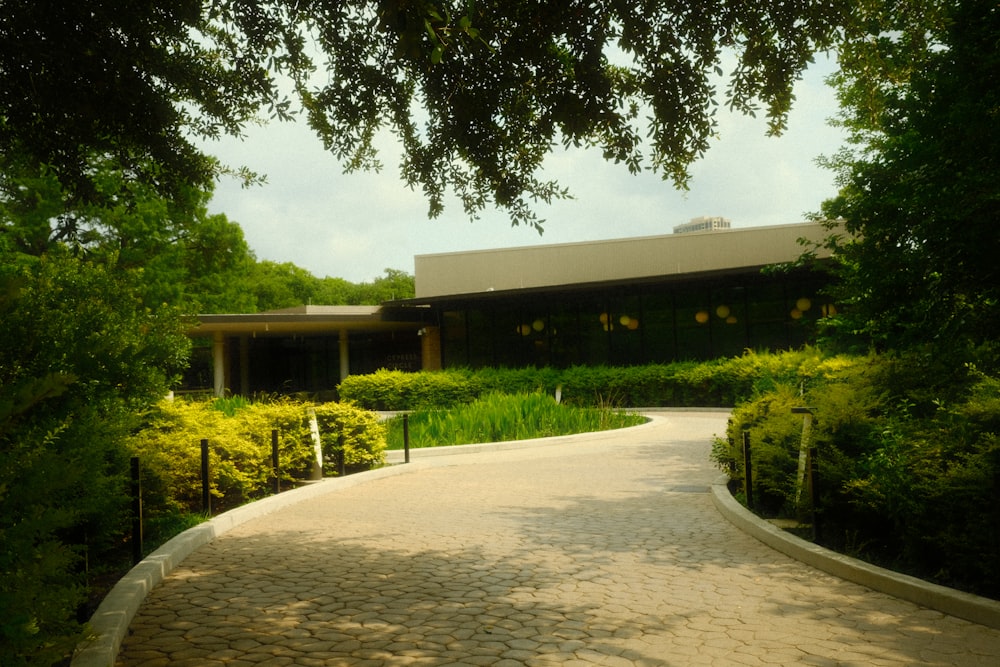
top-left (71, 463), bottom-right (421, 667)
top-left (710, 474), bottom-right (1000, 630)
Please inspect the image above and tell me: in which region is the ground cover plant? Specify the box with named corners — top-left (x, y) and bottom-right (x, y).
top-left (384, 392), bottom-right (645, 449)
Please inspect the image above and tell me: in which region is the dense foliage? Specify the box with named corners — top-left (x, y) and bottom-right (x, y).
top-left (242, 264), bottom-right (414, 313)
top-left (385, 392), bottom-right (645, 449)
top-left (1, 1), bottom-right (852, 229)
top-left (0, 155), bottom-right (414, 315)
top-left (131, 397), bottom-right (386, 515)
top-left (814, 0), bottom-right (999, 356)
top-left (0, 255), bottom-right (189, 666)
top-left (713, 351), bottom-right (1000, 599)
top-left (338, 349), bottom-right (853, 410)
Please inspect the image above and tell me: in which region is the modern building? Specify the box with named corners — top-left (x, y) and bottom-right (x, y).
top-left (672, 216), bottom-right (731, 234)
top-left (188, 222), bottom-right (836, 397)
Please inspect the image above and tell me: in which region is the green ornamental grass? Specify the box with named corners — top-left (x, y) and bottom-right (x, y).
top-left (385, 392), bottom-right (645, 449)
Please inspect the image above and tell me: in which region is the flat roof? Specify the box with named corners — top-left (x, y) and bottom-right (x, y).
top-left (190, 305), bottom-right (425, 337)
top-left (414, 222), bottom-right (832, 299)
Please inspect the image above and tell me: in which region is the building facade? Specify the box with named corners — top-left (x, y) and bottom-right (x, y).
top-left (188, 223), bottom-right (835, 397)
top-left (672, 215), bottom-right (732, 234)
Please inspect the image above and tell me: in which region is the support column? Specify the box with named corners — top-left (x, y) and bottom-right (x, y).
top-left (212, 331), bottom-right (226, 398)
top-left (338, 329), bottom-right (350, 382)
top-left (421, 326), bottom-right (442, 371)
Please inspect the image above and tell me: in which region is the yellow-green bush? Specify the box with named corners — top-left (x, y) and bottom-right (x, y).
top-left (129, 398), bottom-right (386, 514)
top-left (338, 349), bottom-right (857, 410)
top-left (312, 402), bottom-right (387, 470)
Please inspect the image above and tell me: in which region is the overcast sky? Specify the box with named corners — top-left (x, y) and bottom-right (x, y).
top-left (201, 56), bottom-right (846, 283)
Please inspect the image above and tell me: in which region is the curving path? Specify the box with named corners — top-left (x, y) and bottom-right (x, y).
top-left (114, 412), bottom-right (1000, 666)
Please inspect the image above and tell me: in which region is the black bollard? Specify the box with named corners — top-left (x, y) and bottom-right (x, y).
top-left (271, 429), bottom-right (280, 494)
top-left (742, 429), bottom-right (754, 511)
top-left (201, 438), bottom-right (210, 515)
top-left (338, 433), bottom-right (346, 477)
top-left (130, 457), bottom-right (142, 565)
top-left (809, 446), bottom-right (821, 542)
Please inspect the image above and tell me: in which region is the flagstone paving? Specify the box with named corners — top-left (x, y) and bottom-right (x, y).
top-left (115, 413), bottom-right (1000, 666)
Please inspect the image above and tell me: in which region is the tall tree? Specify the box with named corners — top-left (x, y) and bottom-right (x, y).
top-left (2, 1), bottom-right (851, 229)
top-left (1, 154), bottom-right (258, 313)
top-left (817, 0), bottom-right (1000, 357)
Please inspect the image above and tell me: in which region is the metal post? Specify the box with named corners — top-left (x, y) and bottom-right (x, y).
top-left (271, 429), bottom-right (280, 494)
top-left (809, 446), bottom-right (821, 542)
top-left (201, 438), bottom-right (211, 515)
top-left (742, 429), bottom-right (754, 510)
top-left (338, 433), bottom-right (346, 477)
top-left (792, 407), bottom-right (815, 508)
top-left (403, 414), bottom-right (410, 464)
top-left (130, 457), bottom-right (142, 565)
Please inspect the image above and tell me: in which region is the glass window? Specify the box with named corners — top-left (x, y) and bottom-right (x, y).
top-left (609, 293), bottom-right (644, 366)
top-left (588, 296), bottom-right (616, 366)
top-left (710, 286), bottom-right (749, 358)
top-left (465, 309), bottom-right (494, 368)
top-left (674, 287), bottom-right (713, 360)
top-left (640, 291), bottom-right (677, 364)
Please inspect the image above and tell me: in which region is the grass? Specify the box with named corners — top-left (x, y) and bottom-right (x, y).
top-left (384, 392), bottom-right (646, 449)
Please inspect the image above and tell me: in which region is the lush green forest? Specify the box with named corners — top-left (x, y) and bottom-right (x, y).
top-left (2, 1), bottom-right (998, 664)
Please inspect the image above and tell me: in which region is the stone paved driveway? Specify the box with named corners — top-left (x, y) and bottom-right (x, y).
top-left (115, 413), bottom-right (1000, 666)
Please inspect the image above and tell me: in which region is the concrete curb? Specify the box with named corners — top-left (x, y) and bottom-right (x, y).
top-left (710, 474), bottom-right (1000, 630)
top-left (71, 463), bottom-right (422, 667)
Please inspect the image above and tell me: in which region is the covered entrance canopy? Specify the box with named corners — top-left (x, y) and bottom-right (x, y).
top-left (188, 305), bottom-right (433, 398)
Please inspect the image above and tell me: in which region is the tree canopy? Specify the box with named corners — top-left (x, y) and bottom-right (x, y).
top-left (817, 0), bottom-right (1000, 357)
top-left (1, 0), bottom-right (851, 229)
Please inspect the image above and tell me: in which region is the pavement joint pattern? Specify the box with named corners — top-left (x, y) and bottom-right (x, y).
top-left (113, 413), bottom-right (1000, 666)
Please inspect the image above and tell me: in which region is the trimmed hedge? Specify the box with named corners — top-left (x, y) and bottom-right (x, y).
top-left (339, 348), bottom-right (852, 410)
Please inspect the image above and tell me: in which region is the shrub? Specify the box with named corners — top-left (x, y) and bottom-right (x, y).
top-left (130, 398), bottom-right (387, 516)
top-left (0, 257), bottom-right (190, 666)
top-left (312, 402), bottom-right (387, 471)
top-left (339, 348), bottom-right (852, 411)
top-left (714, 351), bottom-right (1000, 598)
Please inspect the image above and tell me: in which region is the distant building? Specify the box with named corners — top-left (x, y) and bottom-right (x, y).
top-left (189, 222), bottom-right (837, 397)
top-left (673, 216), bottom-right (732, 234)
